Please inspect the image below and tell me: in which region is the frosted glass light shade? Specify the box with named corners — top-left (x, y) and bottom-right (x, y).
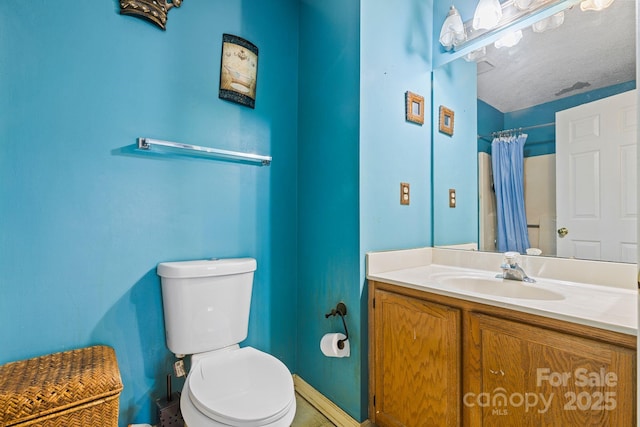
top-left (514, 0), bottom-right (535, 10)
top-left (439, 5), bottom-right (466, 50)
top-left (464, 46), bottom-right (487, 62)
top-left (532, 11), bottom-right (565, 32)
top-left (494, 29), bottom-right (523, 48)
top-left (580, 0), bottom-right (615, 11)
top-left (473, 0), bottom-right (503, 30)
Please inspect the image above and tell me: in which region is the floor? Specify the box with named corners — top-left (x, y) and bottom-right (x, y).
top-left (290, 393), bottom-right (335, 427)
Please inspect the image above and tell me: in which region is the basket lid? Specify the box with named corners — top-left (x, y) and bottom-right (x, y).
top-left (0, 345), bottom-right (123, 426)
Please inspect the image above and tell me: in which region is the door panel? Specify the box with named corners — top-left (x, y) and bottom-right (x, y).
top-left (556, 90), bottom-right (637, 262)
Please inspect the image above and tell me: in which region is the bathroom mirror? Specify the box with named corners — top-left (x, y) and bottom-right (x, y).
top-left (432, 0), bottom-right (637, 263)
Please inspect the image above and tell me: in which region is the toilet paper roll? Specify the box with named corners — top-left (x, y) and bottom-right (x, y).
top-left (320, 333), bottom-right (350, 358)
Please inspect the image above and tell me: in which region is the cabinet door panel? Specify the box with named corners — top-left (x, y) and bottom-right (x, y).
top-left (373, 290), bottom-right (461, 427)
top-left (467, 313), bottom-right (636, 427)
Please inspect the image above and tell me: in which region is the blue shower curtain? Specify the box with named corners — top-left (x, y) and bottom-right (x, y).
top-left (491, 134), bottom-right (531, 254)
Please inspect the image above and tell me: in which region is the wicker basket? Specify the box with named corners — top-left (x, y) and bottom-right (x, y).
top-left (0, 345), bottom-right (123, 427)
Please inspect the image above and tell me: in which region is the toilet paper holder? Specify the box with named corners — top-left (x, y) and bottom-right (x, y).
top-left (325, 302), bottom-right (349, 349)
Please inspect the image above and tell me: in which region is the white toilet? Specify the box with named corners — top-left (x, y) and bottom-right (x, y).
top-left (157, 258), bottom-right (296, 427)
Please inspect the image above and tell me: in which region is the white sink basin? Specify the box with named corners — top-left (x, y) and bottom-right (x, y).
top-left (434, 274), bottom-right (565, 301)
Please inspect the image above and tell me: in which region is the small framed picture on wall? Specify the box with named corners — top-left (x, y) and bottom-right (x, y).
top-left (439, 105), bottom-right (454, 136)
top-left (219, 34), bottom-right (259, 109)
top-left (405, 91), bottom-right (425, 125)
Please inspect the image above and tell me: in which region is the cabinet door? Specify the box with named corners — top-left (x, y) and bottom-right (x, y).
top-left (372, 290), bottom-right (461, 427)
top-left (466, 313), bottom-right (636, 426)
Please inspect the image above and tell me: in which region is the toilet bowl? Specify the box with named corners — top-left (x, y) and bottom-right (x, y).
top-left (179, 346), bottom-right (296, 427)
top-left (157, 258), bottom-right (296, 427)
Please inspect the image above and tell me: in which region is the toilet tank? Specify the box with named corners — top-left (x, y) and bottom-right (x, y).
top-left (157, 258), bottom-right (257, 356)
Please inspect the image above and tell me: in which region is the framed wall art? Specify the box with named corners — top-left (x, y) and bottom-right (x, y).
top-left (405, 91), bottom-right (425, 125)
top-left (439, 105), bottom-right (455, 136)
top-left (219, 34), bottom-right (259, 109)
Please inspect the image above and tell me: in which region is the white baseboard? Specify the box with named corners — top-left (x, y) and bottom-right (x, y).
top-left (292, 374), bottom-right (372, 427)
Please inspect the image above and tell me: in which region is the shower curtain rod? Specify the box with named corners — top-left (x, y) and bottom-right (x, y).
top-left (477, 121), bottom-right (555, 140)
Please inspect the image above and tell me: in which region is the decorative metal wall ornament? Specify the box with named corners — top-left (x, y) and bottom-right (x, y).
top-left (219, 34), bottom-right (259, 109)
top-left (119, 0), bottom-right (183, 30)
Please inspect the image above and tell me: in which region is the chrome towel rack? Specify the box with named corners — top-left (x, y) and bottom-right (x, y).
top-left (137, 137), bottom-right (272, 166)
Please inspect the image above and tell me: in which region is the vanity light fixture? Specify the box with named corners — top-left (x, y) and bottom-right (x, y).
top-left (444, 0), bottom-right (567, 51)
top-left (494, 29), bottom-right (524, 48)
top-left (580, 0), bottom-right (615, 11)
top-left (441, 0), bottom-right (616, 52)
top-left (473, 0), bottom-right (503, 30)
top-left (439, 5), bottom-right (467, 51)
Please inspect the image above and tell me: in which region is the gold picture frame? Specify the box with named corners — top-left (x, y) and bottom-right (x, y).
top-left (439, 106), bottom-right (454, 136)
top-left (219, 34), bottom-right (259, 109)
top-left (405, 91), bottom-right (425, 125)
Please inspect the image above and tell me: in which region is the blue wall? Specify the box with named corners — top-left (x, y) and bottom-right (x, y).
top-left (360, 0), bottom-right (433, 254)
top-left (359, 0), bottom-right (434, 418)
top-left (432, 59), bottom-right (478, 247)
top-left (297, 0), bottom-right (362, 420)
top-left (1, 0), bottom-right (440, 424)
top-left (0, 1), bottom-right (298, 425)
top-left (478, 100), bottom-right (503, 154)
top-left (297, 0), bottom-right (435, 421)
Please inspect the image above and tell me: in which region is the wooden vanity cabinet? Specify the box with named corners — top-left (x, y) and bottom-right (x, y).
top-left (368, 281), bottom-right (637, 427)
top-left (467, 313), bottom-right (635, 426)
top-left (371, 289), bottom-right (461, 427)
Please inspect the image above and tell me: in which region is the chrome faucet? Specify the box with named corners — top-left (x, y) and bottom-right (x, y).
top-left (496, 252), bottom-right (536, 283)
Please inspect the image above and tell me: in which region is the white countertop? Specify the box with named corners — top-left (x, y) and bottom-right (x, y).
top-left (366, 248), bottom-right (638, 336)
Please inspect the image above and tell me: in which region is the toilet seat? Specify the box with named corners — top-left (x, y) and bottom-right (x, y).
top-left (187, 347), bottom-right (294, 427)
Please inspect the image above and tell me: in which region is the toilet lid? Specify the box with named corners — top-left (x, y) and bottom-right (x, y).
top-left (188, 347), bottom-right (294, 427)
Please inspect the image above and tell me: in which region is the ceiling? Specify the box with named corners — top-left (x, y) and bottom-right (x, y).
top-left (477, 0), bottom-right (636, 113)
